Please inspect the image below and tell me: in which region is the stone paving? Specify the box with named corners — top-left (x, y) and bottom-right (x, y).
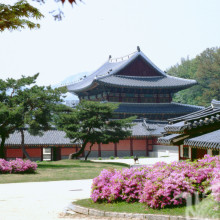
top-left (92, 154), bottom-right (178, 166)
top-left (0, 179), bottom-right (92, 220)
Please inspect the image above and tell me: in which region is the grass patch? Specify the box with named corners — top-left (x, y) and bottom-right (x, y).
top-left (0, 159), bottom-right (129, 184)
top-left (74, 198), bottom-right (220, 218)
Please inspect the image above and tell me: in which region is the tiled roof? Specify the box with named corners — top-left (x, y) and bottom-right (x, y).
top-left (131, 121), bottom-right (165, 137)
top-left (158, 134), bottom-right (182, 145)
top-left (184, 129), bottom-right (220, 149)
top-left (165, 100), bottom-right (220, 133)
top-left (4, 130), bottom-right (76, 146)
top-left (211, 99), bottom-right (220, 109)
top-left (164, 121), bottom-right (187, 133)
top-left (98, 75), bottom-right (196, 89)
top-left (4, 121), bottom-right (165, 146)
top-left (115, 102), bottom-right (203, 115)
top-left (67, 50), bottom-right (196, 93)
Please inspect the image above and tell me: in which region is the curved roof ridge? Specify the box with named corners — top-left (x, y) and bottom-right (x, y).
top-left (109, 51), bottom-right (137, 63)
top-left (171, 102), bottom-right (204, 109)
top-left (67, 49), bottom-right (197, 93)
top-left (211, 99), bottom-right (220, 108)
top-left (113, 75), bottom-right (163, 79)
top-left (167, 75), bottom-right (197, 83)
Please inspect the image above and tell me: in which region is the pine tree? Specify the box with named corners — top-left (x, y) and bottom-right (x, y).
top-left (0, 73), bottom-right (67, 159)
top-left (55, 100), bottom-right (135, 160)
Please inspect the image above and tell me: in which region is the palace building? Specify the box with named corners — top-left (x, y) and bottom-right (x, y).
top-left (67, 47), bottom-right (201, 120)
top-left (65, 47), bottom-right (203, 158)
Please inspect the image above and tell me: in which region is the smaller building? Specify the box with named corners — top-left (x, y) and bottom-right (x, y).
top-left (84, 119), bottom-right (168, 158)
top-left (158, 100), bottom-right (220, 160)
top-left (2, 120), bottom-right (176, 161)
top-left (4, 130), bottom-right (79, 161)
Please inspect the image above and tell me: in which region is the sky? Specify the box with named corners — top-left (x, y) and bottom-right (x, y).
top-left (1, 0), bottom-right (220, 86)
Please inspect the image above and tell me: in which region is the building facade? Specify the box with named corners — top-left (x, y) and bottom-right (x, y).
top-left (4, 130), bottom-right (79, 161)
top-left (158, 100), bottom-right (220, 160)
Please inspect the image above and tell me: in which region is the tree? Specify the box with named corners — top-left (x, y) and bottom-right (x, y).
top-left (0, 0), bottom-right (44, 32)
top-left (0, 0), bottom-right (82, 31)
top-left (0, 73), bottom-right (67, 159)
top-left (167, 47), bottom-right (220, 107)
top-left (55, 100), bottom-right (135, 160)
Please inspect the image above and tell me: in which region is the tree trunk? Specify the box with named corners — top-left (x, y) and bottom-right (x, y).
top-left (0, 135), bottom-right (6, 159)
top-left (20, 129), bottom-right (32, 160)
top-left (85, 144), bottom-right (93, 161)
top-left (68, 142), bottom-right (93, 160)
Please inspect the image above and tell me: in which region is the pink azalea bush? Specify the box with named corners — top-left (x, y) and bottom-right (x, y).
top-left (91, 155), bottom-right (220, 209)
top-left (0, 158), bottom-right (37, 174)
top-left (0, 159), bottom-right (12, 173)
top-left (91, 167), bottom-right (150, 202)
top-left (210, 160), bottom-right (220, 202)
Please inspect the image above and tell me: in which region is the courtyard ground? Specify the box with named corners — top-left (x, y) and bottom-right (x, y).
top-left (0, 155), bottom-right (179, 219)
top-left (92, 154), bottom-right (178, 166)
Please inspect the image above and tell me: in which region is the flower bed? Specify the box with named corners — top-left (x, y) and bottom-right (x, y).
top-left (91, 155), bottom-right (220, 209)
top-left (0, 158), bottom-right (37, 174)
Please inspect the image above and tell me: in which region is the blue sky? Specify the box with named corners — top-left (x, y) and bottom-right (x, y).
top-left (1, 0), bottom-right (220, 86)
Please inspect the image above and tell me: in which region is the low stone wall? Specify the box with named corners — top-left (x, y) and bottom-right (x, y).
top-left (72, 204), bottom-right (202, 220)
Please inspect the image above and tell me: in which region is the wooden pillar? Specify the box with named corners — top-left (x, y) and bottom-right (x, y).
top-left (98, 143), bottom-right (101, 157)
top-left (146, 137), bottom-right (149, 157)
top-left (178, 145), bottom-right (181, 161)
top-left (169, 93), bottom-right (172, 102)
top-left (207, 149), bottom-right (212, 156)
top-left (189, 147), bottom-right (192, 160)
top-left (114, 143), bottom-right (117, 157)
top-left (138, 94), bottom-right (141, 103)
top-left (51, 147), bottom-right (54, 161)
top-left (130, 137), bottom-right (133, 156)
top-left (40, 147), bottom-right (43, 161)
top-left (119, 93), bottom-right (122, 102)
top-left (156, 93), bottom-right (159, 103)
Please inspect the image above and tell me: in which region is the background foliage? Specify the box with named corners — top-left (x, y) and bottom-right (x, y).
top-left (167, 47), bottom-right (220, 107)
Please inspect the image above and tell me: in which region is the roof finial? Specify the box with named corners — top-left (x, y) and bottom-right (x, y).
top-left (109, 55), bottom-right (112, 60)
top-left (137, 46), bottom-right (141, 52)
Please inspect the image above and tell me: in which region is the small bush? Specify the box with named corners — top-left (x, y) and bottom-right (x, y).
top-left (0, 158), bottom-right (37, 174)
top-left (0, 159), bottom-right (12, 173)
top-left (98, 157), bottom-right (102, 160)
top-left (109, 156), bottom-right (114, 160)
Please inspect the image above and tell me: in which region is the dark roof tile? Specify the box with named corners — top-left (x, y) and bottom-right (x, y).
top-left (4, 130), bottom-right (75, 146)
top-left (184, 129), bottom-right (220, 149)
top-left (67, 50), bottom-right (197, 92)
top-left (115, 102), bottom-right (203, 115)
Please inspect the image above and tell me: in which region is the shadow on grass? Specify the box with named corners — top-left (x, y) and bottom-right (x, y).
top-left (37, 160), bottom-right (129, 169)
top-left (37, 164), bottom-right (81, 169)
top-left (80, 160), bottom-right (130, 167)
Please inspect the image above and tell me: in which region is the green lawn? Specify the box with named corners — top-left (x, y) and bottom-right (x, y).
top-left (0, 159), bottom-right (129, 184)
top-left (74, 198), bottom-right (220, 219)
